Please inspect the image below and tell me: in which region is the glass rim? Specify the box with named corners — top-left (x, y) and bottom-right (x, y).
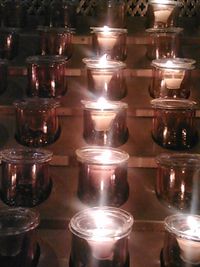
top-left (156, 153), bottom-right (200, 167)
top-left (0, 148), bottom-right (53, 164)
top-left (69, 206), bottom-right (133, 240)
top-left (82, 57), bottom-right (126, 70)
top-left (152, 58), bottom-right (196, 70)
top-left (76, 146), bottom-right (129, 165)
top-left (151, 99), bottom-right (197, 109)
top-left (81, 100), bottom-right (128, 110)
top-left (90, 27), bottom-right (127, 34)
top-left (149, 0), bottom-right (180, 6)
top-left (0, 208), bottom-right (40, 236)
top-left (165, 214), bottom-right (200, 242)
top-left (37, 26), bottom-right (75, 34)
top-left (26, 55), bottom-right (67, 64)
top-left (146, 27), bottom-right (183, 34)
top-left (14, 98), bottom-right (60, 110)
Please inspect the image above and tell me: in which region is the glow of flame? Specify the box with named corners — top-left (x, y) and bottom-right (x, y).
top-left (96, 97), bottom-right (112, 110)
top-left (103, 25), bottom-right (110, 33)
top-left (186, 216), bottom-right (200, 238)
top-left (94, 149), bottom-right (112, 162)
top-left (98, 54), bottom-right (108, 67)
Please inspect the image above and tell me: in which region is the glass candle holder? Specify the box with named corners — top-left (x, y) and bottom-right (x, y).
top-left (0, 208), bottom-right (40, 267)
top-left (95, 0), bottom-right (126, 28)
top-left (82, 98), bottom-right (128, 147)
top-left (91, 26), bottom-right (127, 61)
top-left (26, 55), bottom-right (67, 98)
top-left (156, 153), bottom-right (200, 212)
top-left (0, 59), bottom-right (8, 95)
top-left (0, 148), bottom-right (52, 207)
top-left (151, 99), bottom-right (198, 150)
top-left (14, 98), bottom-right (60, 147)
top-left (149, 58), bottom-right (195, 99)
top-left (76, 146), bottom-right (129, 207)
top-left (69, 207), bottom-right (133, 267)
top-left (146, 27), bottom-right (183, 60)
top-left (0, 28), bottom-right (19, 60)
top-left (37, 26), bottom-right (74, 59)
top-left (148, 0), bottom-right (179, 28)
top-left (162, 214), bottom-right (200, 267)
top-left (83, 56), bottom-right (127, 100)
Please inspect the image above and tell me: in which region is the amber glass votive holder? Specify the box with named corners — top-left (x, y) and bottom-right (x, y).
top-left (148, 0), bottom-right (179, 28)
top-left (151, 99), bottom-right (198, 150)
top-left (149, 58), bottom-right (195, 99)
top-left (83, 57), bottom-right (127, 100)
top-left (0, 148), bottom-right (52, 207)
top-left (14, 98), bottom-right (60, 147)
top-left (0, 208), bottom-right (40, 267)
top-left (37, 26), bottom-right (74, 59)
top-left (69, 207), bottom-right (133, 267)
top-left (0, 28), bottom-right (19, 60)
top-left (156, 153), bottom-right (200, 212)
top-left (91, 26), bottom-right (127, 61)
top-left (146, 27), bottom-right (182, 60)
top-left (82, 99), bottom-right (128, 147)
top-left (76, 146), bottom-right (129, 206)
top-left (26, 55), bottom-right (67, 98)
top-left (161, 214), bottom-right (200, 267)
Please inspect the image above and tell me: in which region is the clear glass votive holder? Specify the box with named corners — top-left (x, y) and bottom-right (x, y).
top-left (82, 99), bottom-right (128, 147)
top-left (37, 26), bottom-right (74, 59)
top-left (83, 57), bottom-right (127, 100)
top-left (148, 0), bottom-right (179, 28)
top-left (149, 58), bottom-right (195, 99)
top-left (0, 208), bottom-right (40, 267)
top-left (0, 148), bottom-right (52, 207)
top-left (0, 59), bottom-right (8, 95)
top-left (76, 146), bottom-right (129, 207)
top-left (156, 153), bottom-right (200, 212)
top-left (0, 28), bottom-right (19, 60)
top-left (161, 214), bottom-right (200, 267)
top-left (91, 26), bottom-right (127, 61)
top-left (14, 98), bottom-right (60, 147)
top-left (146, 27), bottom-right (183, 60)
top-left (26, 55), bottom-right (67, 98)
top-left (151, 99), bottom-right (198, 150)
top-left (69, 207), bottom-right (133, 267)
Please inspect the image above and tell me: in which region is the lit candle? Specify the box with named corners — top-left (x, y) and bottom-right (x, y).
top-left (90, 26), bottom-right (127, 61)
top-left (176, 216), bottom-right (200, 264)
top-left (83, 56), bottom-right (126, 100)
top-left (96, 26), bottom-right (117, 51)
top-left (163, 60), bottom-right (185, 89)
top-left (69, 207), bottom-right (133, 266)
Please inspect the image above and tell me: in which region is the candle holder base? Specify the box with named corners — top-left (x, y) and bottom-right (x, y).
top-left (0, 178), bottom-right (52, 208)
top-left (83, 127), bottom-right (129, 147)
top-left (160, 248), bottom-right (200, 267)
top-left (15, 126), bottom-right (61, 148)
top-left (151, 132), bottom-right (198, 151)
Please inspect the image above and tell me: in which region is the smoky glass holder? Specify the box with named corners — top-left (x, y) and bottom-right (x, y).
top-left (156, 153), bottom-right (200, 212)
top-left (161, 214), bottom-right (200, 267)
top-left (0, 27), bottom-right (19, 60)
top-left (69, 206), bottom-right (133, 267)
top-left (0, 148), bottom-right (53, 207)
top-left (146, 27), bottom-right (183, 60)
top-left (14, 98), bottom-right (61, 147)
top-left (147, 0), bottom-right (180, 29)
top-left (37, 26), bottom-right (74, 59)
top-left (0, 208), bottom-right (40, 267)
top-left (83, 58), bottom-right (127, 100)
top-left (149, 58), bottom-right (195, 99)
top-left (151, 99), bottom-right (198, 150)
top-left (82, 100), bottom-right (128, 147)
top-left (76, 146), bottom-right (129, 207)
top-left (91, 27), bottom-right (127, 61)
top-left (26, 55), bottom-right (68, 98)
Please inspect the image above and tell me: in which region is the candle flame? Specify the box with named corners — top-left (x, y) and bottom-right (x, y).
top-left (99, 54), bottom-right (108, 67)
top-left (103, 25), bottom-right (110, 33)
top-left (94, 149), bottom-right (112, 162)
top-left (96, 97), bottom-right (111, 109)
top-left (187, 216), bottom-right (200, 237)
